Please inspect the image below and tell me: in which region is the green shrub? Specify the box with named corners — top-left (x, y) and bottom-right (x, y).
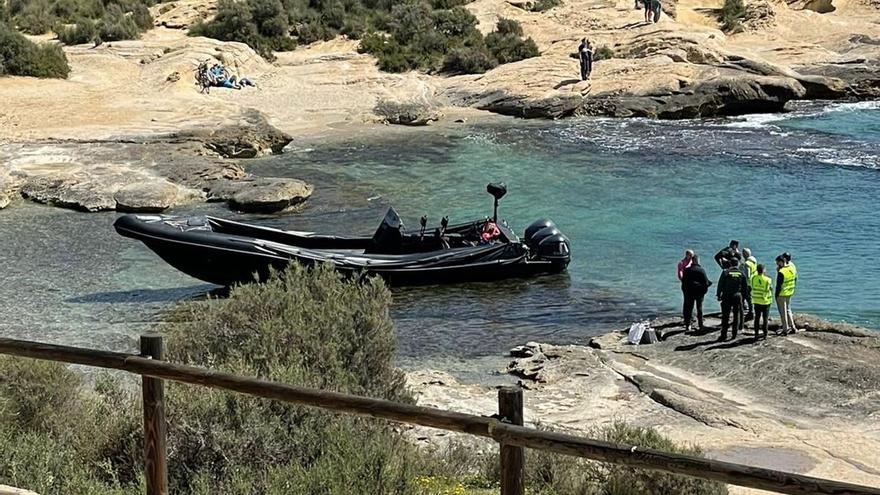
top-left (495, 17), bottom-right (522, 36)
top-left (57, 17), bottom-right (98, 44)
top-left (530, 0), bottom-right (560, 11)
top-left (594, 44), bottom-right (614, 60)
top-left (0, 22), bottom-right (70, 77)
top-left (720, 0), bottom-right (745, 31)
top-left (190, 0), bottom-right (296, 59)
top-left (0, 1), bottom-right (9, 22)
top-left (431, 6), bottom-right (478, 39)
top-left (430, 0), bottom-right (470, 8)
top-left (97, 5), bottom-right (140, 41)
top-left (520, 423), bottom-right (729, 495)
top-left (152, 264), bottom-right (415, 492)
top-left (15, 0), bottom-right (56, 34)
top-left (0, 358), bottom-right (142, 494)
top-left (485, 18), bottom-right (538, 64)
top-left (442, 45), bottom-right (496, 73)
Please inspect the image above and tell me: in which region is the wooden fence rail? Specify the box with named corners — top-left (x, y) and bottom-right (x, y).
top-left (0, 336), bottom-right (878, 495)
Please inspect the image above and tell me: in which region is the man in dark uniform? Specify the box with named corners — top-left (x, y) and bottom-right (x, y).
top-left (577, 38), bottom-right (593, 81)
top-left (681, 255), bottom-right (712, 332)
top-left (714, 239), bottom-right (740, 269)
top-left (716, 257), bottom-right (749, 341)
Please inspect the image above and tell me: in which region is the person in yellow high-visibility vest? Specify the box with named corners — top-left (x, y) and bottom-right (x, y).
top-left (742, 248), bottom-right (757, 320)
top-left (775, 255), bottom-right (798, 335)
top-left (750, 263), bottom-right (773, 340)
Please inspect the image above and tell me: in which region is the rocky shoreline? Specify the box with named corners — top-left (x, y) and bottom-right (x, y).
top-left (406, 314), bottom-right (880, 493)
top-left (0, 111), bottom-right (313, 213)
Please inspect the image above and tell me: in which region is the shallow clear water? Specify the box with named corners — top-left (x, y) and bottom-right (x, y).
top-left (1, 101), bottom-right (878, 375)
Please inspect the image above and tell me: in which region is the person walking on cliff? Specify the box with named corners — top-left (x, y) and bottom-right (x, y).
top-left (716, 257), bottom-right (748, 341)
top-left (682, 255), bottom-right (711, 332)
top-left (775, 255), bottom-right (798, 335)
top-left (750, 263), bottom-right (773, 340)
top-left (578, 38), bottom-right (594, 81)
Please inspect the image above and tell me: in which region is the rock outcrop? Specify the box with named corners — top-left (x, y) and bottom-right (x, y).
top-left (407, 314), bottom-right (880, 487)
top-left (0, 169), bottom-right (20, 209)
top-left (211, 177), bottom-right (314, 212)
top-left (582, 75), bottom-right (807, 118)
top-left (177, 110), bottom-right (293, 158)
top-left (374, 99), bottom-right (444, 125)
top-left (114, 180), bottom-right (203, 212)
top-left (0, 141), bottom-right (311, 214)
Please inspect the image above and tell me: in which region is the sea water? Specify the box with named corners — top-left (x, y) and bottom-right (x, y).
top-left (1, 101), bottom-right (878, 373)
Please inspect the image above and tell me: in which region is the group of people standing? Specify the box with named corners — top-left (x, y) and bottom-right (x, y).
top-left (677, 240), bottom-right (799, 342)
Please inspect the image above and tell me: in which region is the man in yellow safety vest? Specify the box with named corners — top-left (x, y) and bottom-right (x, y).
top-left (750, 263), bottom-right (773, 340)
top-left (742, 248), bottom-right (757, 320)
top-left (775, 255), bottom-right (798, 335)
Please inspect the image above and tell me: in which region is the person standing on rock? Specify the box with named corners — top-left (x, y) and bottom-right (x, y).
top-left (716, 257), bottom-right (748, 341)
top-left (750, 263), bottom-right (773, 340)
top-left (677, 249), bottom-right (694, 281)
top-left (742, 247), bottom-right (757, 319)
top-left (682, 255), bottom-right (711, 332)
top-left (714, 239), bottom-right (740, 269)
top-left (775, 255), bottom-right (798, 335)
top-left (578, 38), bottom-right (594, 81)
top-left (654, 0), bottom-right (663, 22)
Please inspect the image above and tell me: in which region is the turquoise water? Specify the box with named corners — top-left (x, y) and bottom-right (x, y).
top-left (1, 101), bottom-right (878, 371)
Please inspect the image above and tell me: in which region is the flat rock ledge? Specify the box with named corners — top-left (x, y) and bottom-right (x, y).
top-left (1, 138), bottom-right (312, 214)
top-left (173, 109), bottom-right (293, 159)
top-left (581, 76), bottom-right (807, 118)
top-left (406, 314), bottom-right (880, 489)
top-left (210, 177), bottom-right (314, 212)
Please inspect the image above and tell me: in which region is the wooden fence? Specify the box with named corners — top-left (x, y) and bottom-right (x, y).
top-left (0, 335), bottom-right (878, 495)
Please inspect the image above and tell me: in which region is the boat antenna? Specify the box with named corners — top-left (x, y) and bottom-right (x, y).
top-left (486, 182), bottom-right (507, 223)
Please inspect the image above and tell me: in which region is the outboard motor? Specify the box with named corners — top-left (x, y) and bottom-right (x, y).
top-left (527, 225), bottom-right (560, 252)
top-left (524, 219), bottom-right (571, 271)
top-left (537, 233), bottom-right (571, 271)
top-left (524, 219), bottom-right (556, 249)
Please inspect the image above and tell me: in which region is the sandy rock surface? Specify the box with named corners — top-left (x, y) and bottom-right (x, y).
top-left (406, 315), bottom-right (880, 493)
top-left (1, 0), bottom-right (879, 214)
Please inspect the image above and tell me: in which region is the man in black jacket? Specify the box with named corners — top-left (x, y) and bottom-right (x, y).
top-left (716, 257), bottom-right (749, 341)
top-left (681, 255), bottom-right (711, 332)
top-left (714, 239), bottom-right (740, 269)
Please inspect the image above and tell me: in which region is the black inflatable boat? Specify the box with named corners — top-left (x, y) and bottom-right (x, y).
top-left (113, 183), bottom-right (571, 286)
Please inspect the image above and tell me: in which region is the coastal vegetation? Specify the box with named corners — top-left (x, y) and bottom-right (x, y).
top-left (0, 264), bottom-right (725, 494)
top-left (3, 0), bottom-right (153, 41)
top-left (0, 22), bottom-right (70, 77)
top-left (189, 0), bottom-right (538, 72)
top-left (720, 0), bottom-right (746, 31)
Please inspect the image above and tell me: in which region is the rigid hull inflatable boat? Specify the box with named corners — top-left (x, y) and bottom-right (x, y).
top-left (113, 184), bottom-right (571, 286)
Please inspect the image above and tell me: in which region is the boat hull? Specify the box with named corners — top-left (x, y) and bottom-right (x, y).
top-left (115, 214), bottom-right (569, 287)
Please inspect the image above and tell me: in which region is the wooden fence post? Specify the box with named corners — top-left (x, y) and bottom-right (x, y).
top-left (140, 334), bottom-right (168, 495)
top-left (499, 386), bottom-right (524, 495)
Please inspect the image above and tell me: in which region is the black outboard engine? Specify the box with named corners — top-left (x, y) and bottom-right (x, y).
top-left (524, 219), bottom-right (571, 271)
top-left (524, 219), bottom-right (556, 250)
top-left (537, 233), bottom-right (571, 271)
